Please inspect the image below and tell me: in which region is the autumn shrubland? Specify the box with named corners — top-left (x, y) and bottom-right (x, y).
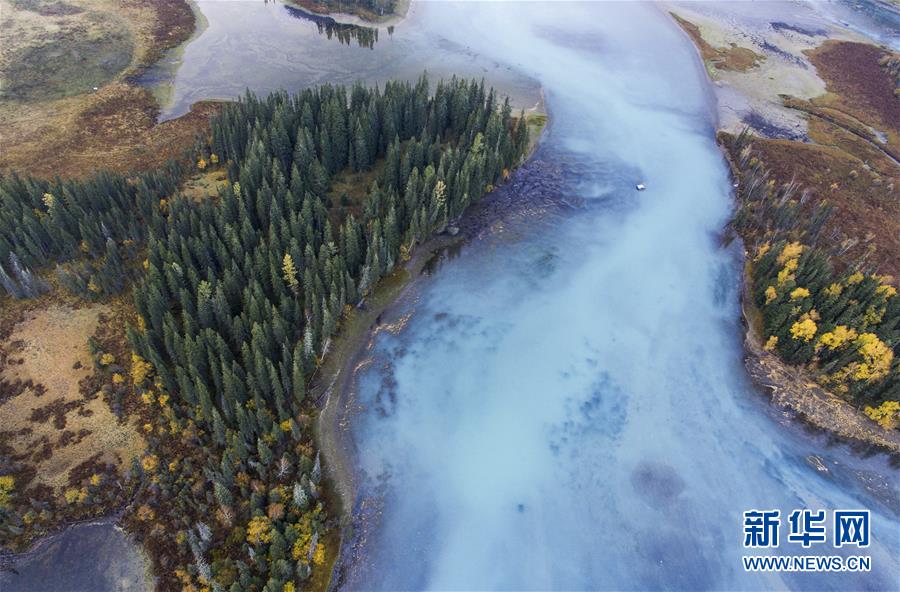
top-left (737, 40), bottom-right (900, 279)
top-left (0, 291), bottom-right (148, 550)
top-left (805, 41), bottom-right (900, 156)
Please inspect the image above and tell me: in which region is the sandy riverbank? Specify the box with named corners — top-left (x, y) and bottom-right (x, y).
top-left (667, 1), bottom-right (864, 138)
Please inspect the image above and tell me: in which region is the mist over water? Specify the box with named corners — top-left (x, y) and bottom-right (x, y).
top-left (342, 3), bottom-right (899, 590)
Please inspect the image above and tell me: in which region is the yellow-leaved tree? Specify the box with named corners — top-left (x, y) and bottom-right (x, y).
top-left (0, 475), bottom-right (14, 509)
top-left (790, 287), bottom-right (810, 300)
top-left (247, 515), bottom-right (272, 545)
top-left (790, 318), bottom-right (817, 342)
top-left (864, 401), bottom-right (899, 429)
top-left (852, 333), bottom-right (893, 382)
top-left (282, 253), bottom-right (299, 293)
top-left (817, 326), bottom-right (857, 351)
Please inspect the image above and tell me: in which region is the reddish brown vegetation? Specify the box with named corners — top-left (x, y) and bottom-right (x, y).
top-left (806, 41), bottom-right (900, 143)
top-left (136, 0), bottom-right (196, 66)
top-left (720, 133), bottom-right (899, 279)
top-left (1, 82), bottom-right (224, 180)
top-left (717, 39), bottom-right (900, 279)
top-left (755, 139), bottom-right (897, 276)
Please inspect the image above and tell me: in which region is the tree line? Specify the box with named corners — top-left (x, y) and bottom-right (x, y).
top-left (730, 130), bottom-right (898, 413)
top-left (0, 166), bottom-right (182, 299)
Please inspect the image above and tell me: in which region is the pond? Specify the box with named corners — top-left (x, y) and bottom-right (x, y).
top-left (0, 519), bottom-right (153, 592)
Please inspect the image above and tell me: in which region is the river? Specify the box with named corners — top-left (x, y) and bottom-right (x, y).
top-left (324, 2), bottom-right (900, 590)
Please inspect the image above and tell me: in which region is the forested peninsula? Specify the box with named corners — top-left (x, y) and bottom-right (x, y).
top-left (0, 76), bottom-right (530, 591)
top-left (672, 9), bottom-right (900, 450)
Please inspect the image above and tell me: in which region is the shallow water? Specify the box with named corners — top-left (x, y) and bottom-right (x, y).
top-left (673, 0), bottom-right (899, 51)
top-left (148, 0), bottom-right (540, 120)
top-left (0, 520), bottom-right (152, 592)
top-left (815, 0), bottom-right (900, 50)
top-left (335, 2), bottom-right (900, 590)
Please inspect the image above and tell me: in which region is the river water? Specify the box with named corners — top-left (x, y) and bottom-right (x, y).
top-left (330, 2), bottom-right (900, 590)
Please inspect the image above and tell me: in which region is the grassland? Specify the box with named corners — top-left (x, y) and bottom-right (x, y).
top-left (0, 303), bottom-right (144, 493)
top-left (0, 288), bottom-right (152, 550)
top-left (0, 0), bottom-right (222, 179)
top-left (2, 1), bottom-right (133, 102)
